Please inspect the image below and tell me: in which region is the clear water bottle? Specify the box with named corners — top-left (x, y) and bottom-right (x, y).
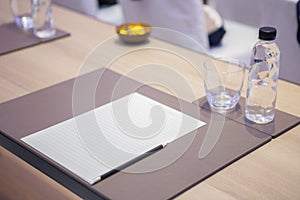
top-left (32, 0), bottom-right (56, 38)
top-left (245, 26), bottom-right (280, 124)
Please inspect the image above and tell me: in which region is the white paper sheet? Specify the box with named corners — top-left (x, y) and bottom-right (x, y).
top-left (21, 93), bottom-right (206, 184)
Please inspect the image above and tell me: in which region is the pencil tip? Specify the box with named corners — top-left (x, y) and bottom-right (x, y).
top-left (93, 176), bottom-right (101, 183)
top-left (162, 143), bottom-right (168, 148)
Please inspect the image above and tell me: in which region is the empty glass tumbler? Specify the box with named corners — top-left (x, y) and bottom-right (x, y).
top-left (203, 58), bottom-right (245, 111)
top-left (10, 0), bottom-right (34, 29)
top-left (32, 0), bottom-right (56, 38)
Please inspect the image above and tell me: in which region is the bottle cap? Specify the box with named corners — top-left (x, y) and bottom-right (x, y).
top-left (259, 26), bottom-right (277, 40)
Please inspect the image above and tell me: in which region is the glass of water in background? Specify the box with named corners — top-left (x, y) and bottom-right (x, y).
top-left (32, 0), bottom-right (56, 38)
top-left (203, 57), bottom-right (245, 111)
top-left (10, 0), bottom-right (34, 29)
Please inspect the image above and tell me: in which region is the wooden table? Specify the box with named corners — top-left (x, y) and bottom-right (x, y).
top-left (1, 2), bottom-right (300, 199)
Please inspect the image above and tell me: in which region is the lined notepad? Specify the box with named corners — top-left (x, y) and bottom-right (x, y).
top-left (22, 93), bottom-right (206, 184)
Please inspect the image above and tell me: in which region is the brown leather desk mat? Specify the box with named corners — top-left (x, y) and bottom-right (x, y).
top-left (0, 68), bottom-right (271, 200)
top-left (193, 97), bottom-right (300, 138)
top-left (0, 22), bottom-right (70, 55)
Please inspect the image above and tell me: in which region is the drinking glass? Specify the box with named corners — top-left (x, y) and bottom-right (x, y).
top-left (10, 0), bottom-right (34, 29)
top-left (32, 0), bottom-right (56, 38)
top-left (203, 57), bottom-right (245, 111)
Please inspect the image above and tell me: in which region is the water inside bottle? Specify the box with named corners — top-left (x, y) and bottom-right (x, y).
top-left (32, 0), bottom-right (56, 38)
top-left (246, 43), bottom-right (279, 124)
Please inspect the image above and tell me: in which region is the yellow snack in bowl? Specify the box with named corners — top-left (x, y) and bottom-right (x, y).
top-left (129, 25), bottom-right (145, 35)
top-left (116, 23), bottom-right (151, 43)
top-left (119, 29), bottom-right (128, 35)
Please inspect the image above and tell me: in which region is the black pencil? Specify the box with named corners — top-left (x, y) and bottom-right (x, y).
top-left (92, 143), bottom-right (168, 184)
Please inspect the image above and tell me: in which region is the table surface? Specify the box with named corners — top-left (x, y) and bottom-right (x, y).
top-left (1, 2), bottom-right (300, 200)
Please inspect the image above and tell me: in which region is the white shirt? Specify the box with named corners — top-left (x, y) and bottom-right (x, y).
top-left (119, 0), bottom-right (209, 52)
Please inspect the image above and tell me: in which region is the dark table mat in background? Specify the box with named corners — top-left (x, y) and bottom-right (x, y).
top-left (0, 22), bottom-right (70, 55)
top-left (193, 97), bottom-right (300, 138)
